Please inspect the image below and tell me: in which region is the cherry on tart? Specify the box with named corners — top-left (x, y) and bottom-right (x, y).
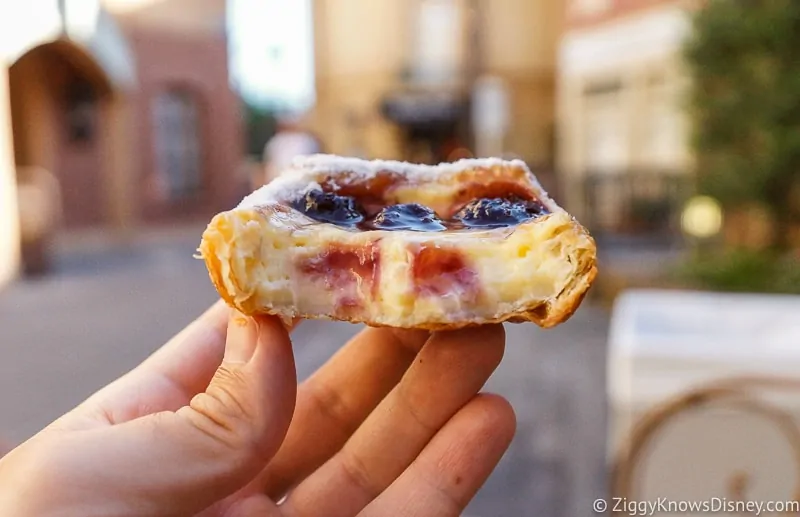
top-left (197, 154), bottom-right (597, 330)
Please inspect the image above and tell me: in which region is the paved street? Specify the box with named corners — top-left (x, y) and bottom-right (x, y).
top-left (0, 228), bottom-right (610, 517)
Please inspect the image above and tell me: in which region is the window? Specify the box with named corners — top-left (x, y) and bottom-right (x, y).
top-left (411, 0), bottom-right (466, 85)
top-left (152, 90), bottom-right (202, 200)
top-left (583, 80), bottom-right (628, 229)
top-left (641, 76), bottom-right (685, 168)
top-left (65, 78), bottom-right (97, 143)
top-left (583, 80), bottom-right (629, 173)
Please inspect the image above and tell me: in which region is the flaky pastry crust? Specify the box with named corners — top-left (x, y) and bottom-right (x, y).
top-left (198, 155), bottom-right (597, 330)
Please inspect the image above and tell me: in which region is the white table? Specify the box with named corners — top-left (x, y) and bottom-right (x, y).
top-left (607, 289), bottom-right (800, 510)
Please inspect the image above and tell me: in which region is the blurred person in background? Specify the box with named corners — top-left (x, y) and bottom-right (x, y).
top-left (263, 112), bottom-right (322, 184)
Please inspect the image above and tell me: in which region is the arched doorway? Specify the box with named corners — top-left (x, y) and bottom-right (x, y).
top-left (0, 0), bottom-right (137, 283)
top-left (9, 40), bottom-right (114, 228)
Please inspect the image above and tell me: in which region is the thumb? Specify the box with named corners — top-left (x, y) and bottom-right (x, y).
top-left (83, 311), bottom-right (297, 516)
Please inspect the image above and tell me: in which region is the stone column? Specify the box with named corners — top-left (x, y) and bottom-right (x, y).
top-left (0, 64), bottom-right (20, 287)
top-left (471, 75), bottom-right (510, 158)
top-left (557, 76), bottom-right (587, 220)
top-left (102, 92), bottom-right (136, 242)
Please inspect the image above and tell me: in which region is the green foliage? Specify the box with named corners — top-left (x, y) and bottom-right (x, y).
top-left (674, 250), bottom-right (800, 294)
top-left (683, 0), bottom-right (800, 249)
top-left (242, 101), bottom-right (278, 159)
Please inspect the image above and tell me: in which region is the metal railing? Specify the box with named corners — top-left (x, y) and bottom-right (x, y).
top-left (581, 170), bottom-right (694, 243)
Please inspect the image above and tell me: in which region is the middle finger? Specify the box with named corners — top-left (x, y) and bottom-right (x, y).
top-left (257, 326), bottom-right (430, 498)
top-left (279, 324), bottom-right (505, 517)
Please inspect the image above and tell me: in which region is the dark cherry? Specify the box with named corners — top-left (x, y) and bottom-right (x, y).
top-left (454, 197), bottom-right (548, 228)
top-left (293, 189), bottom-right (364, 227)
top-left (367, 203), bottom-right (447, 232)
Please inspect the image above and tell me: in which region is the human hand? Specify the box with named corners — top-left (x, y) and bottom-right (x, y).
top-left (0, 301), bottom-right (514, 516)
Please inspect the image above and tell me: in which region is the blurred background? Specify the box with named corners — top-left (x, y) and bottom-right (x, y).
top-left (0, 0), bottom-right (799, 515)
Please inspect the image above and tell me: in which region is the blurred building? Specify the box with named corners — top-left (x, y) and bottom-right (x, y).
top-left (309, 0), bottom-right (563, 173)
top-left (0, 0), bottom-right (243, 284)
top-left (557, 0), bottom-right (694, 231)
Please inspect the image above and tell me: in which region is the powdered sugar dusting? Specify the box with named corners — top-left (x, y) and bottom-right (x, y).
top-left (293, 154), bottom-right (530, 183)
top-left (238, 173), bottom-right (320, 209)
top-left (236, 154), bottom-right (557, 211)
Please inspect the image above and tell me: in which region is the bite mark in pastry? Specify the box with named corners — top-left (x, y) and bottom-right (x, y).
top-left (197, 154), bottom-right (598, 330)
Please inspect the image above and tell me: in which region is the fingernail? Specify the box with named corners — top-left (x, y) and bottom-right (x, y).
top-left (224, 311), bottom-right (259, 364)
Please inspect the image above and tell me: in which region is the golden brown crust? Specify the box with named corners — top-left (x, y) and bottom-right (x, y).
top-left (198, 155), bottom-right (598, 329)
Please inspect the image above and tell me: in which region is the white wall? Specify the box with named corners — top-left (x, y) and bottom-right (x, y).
top-left (315, 0), bottom-right (407, 77)
top-left (0, 0), bottom-right (136, 89)
top-left (411, 0), bottom-right (467, 85)
top-left (556, 4), bottom-right (694, 214)
top-left (0, 65), bottom-right (20, 287)
top-left (559, 4), bottom-right (691, 77)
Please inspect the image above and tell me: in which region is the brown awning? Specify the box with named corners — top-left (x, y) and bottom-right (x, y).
top-left (380, 91), bottom-right (466, 125)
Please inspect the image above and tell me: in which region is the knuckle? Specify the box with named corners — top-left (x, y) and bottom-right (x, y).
top-left (305, 381), bottom-right (360, 437)
top-left (396, 382), bottom-right (439, 434)
top-left (210, 365), bottom-right (252, 401)
top-left (187, 365), bottom-right (264, 456)
top-left (338, 449), bottom-right (383, 500)
top-left (429, 476), bottom-right (464, 515)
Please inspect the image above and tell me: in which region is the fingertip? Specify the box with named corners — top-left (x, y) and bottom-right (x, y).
top-left (204, 299), bottom-right (232, 322)
top-left (427, 323), bottom-right (506, 346)
top-left (437, 323), bottom-right (505, 341)
top-left (426, 324), bottom-right (506, 369)
top-left (181, 312), bottom-right (297, 474)
top-left (224, 311), bottom-right (260, 364)
top-left (356, 391), bottom-right (517, 515)
top-left (247, 315), bottom-right (298, 452)
top-left (387, 327), bottom-right (431, 352)
top-left (250, 313), bottom-right (297, 389)
top-left (252, 314), bottom-right (293, 348)
top-left (468, 393), bottom-right (517, 446)
top-left (223, 311), bottom-right (293, 365)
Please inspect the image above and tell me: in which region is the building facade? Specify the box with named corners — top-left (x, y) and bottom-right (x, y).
top-left (557, 0), bottom-right (695, 229)
top-left (110, 0), bottom-right (244, 223)
top-left (310, 0), bottom-right (563, 179)
top-left (0, 0), bottom-right (243, 283)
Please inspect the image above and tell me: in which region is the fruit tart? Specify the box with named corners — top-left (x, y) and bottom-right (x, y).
top-left (197, 154), bottom-right (597, 330)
